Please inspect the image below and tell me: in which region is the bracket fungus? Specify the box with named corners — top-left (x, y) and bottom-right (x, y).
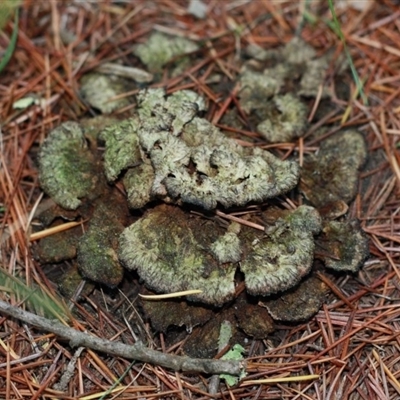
top-left (80, 73), bottom-right (131, 114)
top-left (99, 119), bottom-right (142, 181)
top-left (118, 203), bottom-right (323, 305)
top-left (241, 36), bottom-right (341, 101)
top-left (37, 89), bottom-right (302, 296)
top-left (260, 275), bottom-right (329, 322)
top-left (235, 295), bottom-right (275, 338)
top-left (77, 197), bottom-right (127, 287)
top-left (256, 93), bottom-right (308, 143)
top-left (140, 289), bottom-right (214, 333)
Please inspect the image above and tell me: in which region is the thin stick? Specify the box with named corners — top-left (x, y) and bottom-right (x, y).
top-left (0, 300), bottom-right (244, 376)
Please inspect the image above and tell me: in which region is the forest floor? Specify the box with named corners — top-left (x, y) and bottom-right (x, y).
top-left (1, 1), bottom-right (400, 399)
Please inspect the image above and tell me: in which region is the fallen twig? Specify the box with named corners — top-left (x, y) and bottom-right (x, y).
top-left (0, 300), bottom-right (245, 376)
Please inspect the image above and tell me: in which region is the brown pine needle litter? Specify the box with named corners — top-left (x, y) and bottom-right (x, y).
top-left (1, 1), bottom-right (400, 398)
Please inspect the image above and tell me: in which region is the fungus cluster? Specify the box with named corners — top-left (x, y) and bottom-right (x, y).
top-left (238, 37), bottom-right (346, 143)
top-left (99, 88), bottom-right (299, 210)
top-left (35, 35), bottom-right (369, 346)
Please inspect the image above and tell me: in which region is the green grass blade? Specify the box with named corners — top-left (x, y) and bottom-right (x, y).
top-left (327, 0), bottom-right (368, 105)
top-left (0, 268), bottom-right (69, 321)
top-left (0, 0), bottom-right (21, 29)
top-left (98, 361), bottom-right (136, 400)
top-left (0, 6), bottom-right (19, 74)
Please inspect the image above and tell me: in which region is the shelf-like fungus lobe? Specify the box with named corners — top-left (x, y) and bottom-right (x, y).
top-left (256, 93), bottom-right (308, 143)
top-left (101, 88), bottom-right (300, 210)
top-left (80, 73), bottom-right (131, 114)
top-left (317, 219), bottom-right (369, 273)
top-left (260, 275), bottom-right (329, 322)
top-left (240, 205), bottom-right (322, 296)
top-left (34, 30), bottom-right (372, 342)
top-left (38, 121), bottom-right (100, 210)
top-left (120, 204), bottom-right (323, 306)
top-left (77, 198), bottom-right (127, 287)
top-left (239, 37), bottom-right (347, 143)
top-left (300, 130), bottom-right (367, 208)
top-left (119, 204), bottom-right (238, 306)
top-left (134, 31), bottom-right (199, 73)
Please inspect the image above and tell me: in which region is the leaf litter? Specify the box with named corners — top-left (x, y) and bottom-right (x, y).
top-left (1, 1), bottom-right (400, 398)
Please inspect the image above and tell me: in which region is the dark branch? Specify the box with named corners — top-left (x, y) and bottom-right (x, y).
top-left (0, 300), bottom-right (244, 376)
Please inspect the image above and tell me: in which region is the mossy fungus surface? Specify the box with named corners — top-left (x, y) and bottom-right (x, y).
top-left (35, 35), bottom-right (369, 353)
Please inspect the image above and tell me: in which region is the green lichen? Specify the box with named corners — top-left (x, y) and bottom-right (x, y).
top-left (220, 344), bottom-right (246, 387)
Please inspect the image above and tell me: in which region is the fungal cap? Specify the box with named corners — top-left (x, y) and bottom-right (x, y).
top-left (118, 205), bottom-right (237, 306)
top-left (240, 205), bottom-right (321, 297)
top-left (38, 121), bottom-right (99, 210)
